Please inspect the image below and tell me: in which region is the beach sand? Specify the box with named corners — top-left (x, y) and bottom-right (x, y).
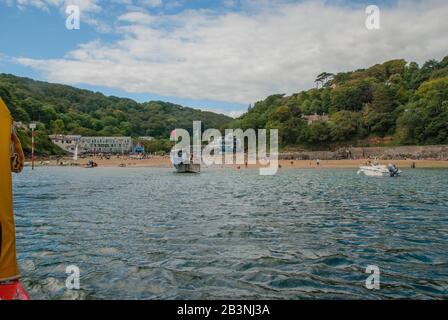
top-left (29, 157), bottom-right (448, 169)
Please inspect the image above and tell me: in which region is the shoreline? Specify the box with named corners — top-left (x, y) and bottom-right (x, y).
top-left (25, 157), bottom-right (448, 169)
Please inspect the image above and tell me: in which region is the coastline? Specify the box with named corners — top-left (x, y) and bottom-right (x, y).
top-left (25, 157), bottom-right (448, 169)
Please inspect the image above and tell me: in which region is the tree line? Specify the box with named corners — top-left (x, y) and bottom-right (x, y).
top-left (1, 55), bottom-right (447, 155)
top-left (231, 56), bottom-right (448, 149)
top-left (0, 74), bottom-right (232, 155)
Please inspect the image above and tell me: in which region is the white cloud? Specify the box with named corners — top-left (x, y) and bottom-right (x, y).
top-left (138, 0), bottom-right (162, 8)
top-left (3, 0), bottom-right (105, 30)
top-left (4, 0), bottom-right (102, 12)
top-left (198, 107), bottom-right (245, 118)
top-left (223, 0), bottom-right (237, 8)
top-left (216, 109), bottom-right (245, 118)
top-left (14, 0), bottom-right (448, 108)
top-left (118, 11), bottom-right (153, 24)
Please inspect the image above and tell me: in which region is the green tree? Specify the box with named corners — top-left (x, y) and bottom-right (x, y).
top-left (331, 86), bottom-right (363, 112)
top-left (330, 111), bottom-right (364, 142)
top-left (305, 121), bottom-right (332, 146)
top-left (50, 119), bottom-right (65, 133)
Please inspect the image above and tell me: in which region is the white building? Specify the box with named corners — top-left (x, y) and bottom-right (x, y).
top-left (78, 137), bottom-right (132, 154)
top-left (49, 134), bottom-right (82, 154)
top-left (138, 136), bottom-right (155, 141)
top-left (50, 135), bottom-right (132, 154)
top-left (302, 113), bottom-right (330, 125)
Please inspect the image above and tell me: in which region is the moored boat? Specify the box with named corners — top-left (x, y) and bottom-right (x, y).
top-left (357, 163), bottom-right (401, 177)
top-left (84, 160), bottom-right (98, 168)
top-left (171, 149), bottom-right (201, 173)
top-left (174, 163), bottom-right (201, 173)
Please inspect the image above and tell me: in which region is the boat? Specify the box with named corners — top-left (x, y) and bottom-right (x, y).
top-left (83, 160), bottom-right (98, 168)
top-left (0, 98), bottom-right (30, 300)
top-left (171, 149), bottom-right (201, 173)
top-left (357, 163), bottom-right (402, 177)
top-left (0, 280), bottom-right (30, 300)
top-left (174, 163), bottom-right (201, 173)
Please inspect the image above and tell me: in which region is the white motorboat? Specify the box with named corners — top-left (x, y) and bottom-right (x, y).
top-left (357, 163), bottom-right (402, 177)
top-left (171, 149), bottom-right (201, 173)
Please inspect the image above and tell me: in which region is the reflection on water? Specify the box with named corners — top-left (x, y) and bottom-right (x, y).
top-left (13, 167), bottom-right (448, 299)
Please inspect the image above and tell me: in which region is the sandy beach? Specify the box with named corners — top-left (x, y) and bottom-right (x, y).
top-left (28, 157), bottom-right (448, 169)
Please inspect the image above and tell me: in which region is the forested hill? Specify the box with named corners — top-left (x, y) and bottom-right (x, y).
top-left (0, 74), bottom-right (232, 138)
top-left (231, 56), bottom-right (448, 149)
top-left (2, 55), bottom-right (448, 156)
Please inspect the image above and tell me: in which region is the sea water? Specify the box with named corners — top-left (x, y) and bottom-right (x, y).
top-left (12, 167), bottom-right (448, 299)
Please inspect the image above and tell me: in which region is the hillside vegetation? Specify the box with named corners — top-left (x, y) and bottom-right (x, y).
top-left (2, 55), bottom-right (448, 156)
top-left (0, 74), bottom-right (232, 155)
top-left (231, 56), bottom-right (448, 149)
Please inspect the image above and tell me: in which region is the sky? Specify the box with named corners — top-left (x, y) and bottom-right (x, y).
top-left (0, 0), bottom-right (447, 117)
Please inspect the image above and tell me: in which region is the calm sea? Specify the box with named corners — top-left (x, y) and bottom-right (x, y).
top-left (12, 167), bottom-right (448, 299)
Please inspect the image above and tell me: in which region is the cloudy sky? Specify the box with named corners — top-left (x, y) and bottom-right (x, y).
top-left (0, 0), bottom-right (447, 117)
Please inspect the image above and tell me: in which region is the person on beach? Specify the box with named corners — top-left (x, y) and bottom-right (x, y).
top-left (0, 97), bottom-right (29, 300)
top-left (316, 159), bottom-right (320, 167)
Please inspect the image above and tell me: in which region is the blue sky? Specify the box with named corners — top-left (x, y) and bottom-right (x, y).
top-left (0, 1), bottom-right (262, 115)
top-left (0, 0), bottom-right (446, 117)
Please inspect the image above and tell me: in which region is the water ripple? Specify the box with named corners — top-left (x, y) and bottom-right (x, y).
top-left (12, 167), bottom-right (448, 299)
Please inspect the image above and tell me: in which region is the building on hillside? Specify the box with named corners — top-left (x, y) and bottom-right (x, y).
top-left (302, 113), bottom-right (330, 125)
top-left (78, 137), bottom-right (133, 154)
top-left (50, 135), bottom-right (132, 154)
top-left (138, 136), bottom-right (155, 141)
top-left (49, 134), bottom-right (82, 153)
top-left (13, 121), bottom-right (27, 129)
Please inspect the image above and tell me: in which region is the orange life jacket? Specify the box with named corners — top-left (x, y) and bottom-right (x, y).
top-left (0, 97), bottom-right (20, 282)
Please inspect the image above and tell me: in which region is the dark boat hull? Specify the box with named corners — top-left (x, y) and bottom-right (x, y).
top-left (174, 163), bottom-right (201, 173)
